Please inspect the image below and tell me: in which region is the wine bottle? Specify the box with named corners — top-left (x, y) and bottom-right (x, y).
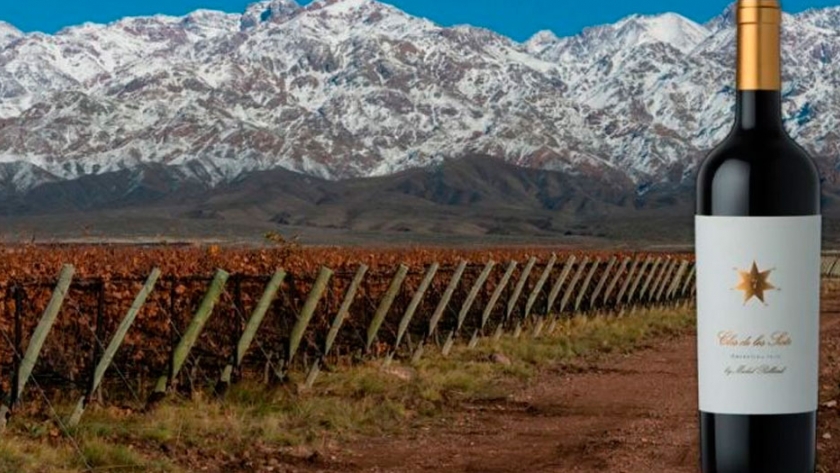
top-left (695, 0), bottom-right (821, 472)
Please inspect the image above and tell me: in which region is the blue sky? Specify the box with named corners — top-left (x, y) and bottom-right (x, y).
top-left (2, 0), bottom-right (839, 41)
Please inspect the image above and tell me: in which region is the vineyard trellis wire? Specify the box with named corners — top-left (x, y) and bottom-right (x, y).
top-left (0, 250), bottom-right (720, 431)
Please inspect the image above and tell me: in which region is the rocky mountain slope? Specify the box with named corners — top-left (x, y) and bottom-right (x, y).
top-left (0, 0), bottom-right (838, 201)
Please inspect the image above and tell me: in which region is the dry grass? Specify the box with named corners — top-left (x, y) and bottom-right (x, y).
top-left (1, 305), bottom-right (695, 472)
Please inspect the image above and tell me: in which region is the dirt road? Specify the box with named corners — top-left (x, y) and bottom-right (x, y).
top-left (320, 306), bottom-right (840, 472)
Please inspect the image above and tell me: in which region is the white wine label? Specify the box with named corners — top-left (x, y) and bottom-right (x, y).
top-left (696, 216), bottom-right (821, 415)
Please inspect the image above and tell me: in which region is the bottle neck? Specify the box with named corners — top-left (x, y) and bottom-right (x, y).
top-left (735, 1), bottom-right (783, 131)
top-left (735, 90), bottom-right (784, 132)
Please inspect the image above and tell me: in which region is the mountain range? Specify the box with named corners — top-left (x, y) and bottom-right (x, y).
top-left (1, 0), bottom-right (839, 243)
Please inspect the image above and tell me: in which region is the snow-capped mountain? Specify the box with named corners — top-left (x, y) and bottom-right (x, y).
top-left (0, 21), bottom-right (21, 48)
top-left (1, 0), bottom-right (839, 195)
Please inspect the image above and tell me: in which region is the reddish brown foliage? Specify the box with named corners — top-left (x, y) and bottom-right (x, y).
top-left (0, 244), bottom-right (652, 282)
top-left (0, 244), bottom-right (691, 399)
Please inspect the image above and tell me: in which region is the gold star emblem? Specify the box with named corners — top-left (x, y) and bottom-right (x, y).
top-left (734, 261), bottom-right (777, 305)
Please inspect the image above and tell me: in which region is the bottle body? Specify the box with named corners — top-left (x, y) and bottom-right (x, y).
top-left (696, 93), bottom-right (820, 472)
top-left (695, 2), bottom-right (822, 472)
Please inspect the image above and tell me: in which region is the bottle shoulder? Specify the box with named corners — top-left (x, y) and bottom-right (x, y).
top-left (696, 130), bottom-right (821, 216)
top-left (698, 130), bottom-right (817, 178)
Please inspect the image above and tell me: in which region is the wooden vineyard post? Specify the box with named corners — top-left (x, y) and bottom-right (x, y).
top-left (469, 261), bottom-right (517, 347)
top-left (602, 257), bottom-right (631, 305)
top-left (826, 257), bottom-right (839, 277)
top-left (545, 255), bottom-right (577, 316)
top-left (306, 264), bottom-right (368, 388)
top-left (493, 257), bottom-right (537, 341)
top-left (589, 256), bottom-right (618, 309)
top-left (455, 261), bottom-right (495, 333)
top-left (681, 263), bottom-right (696, 297)
top-left (217, 269), bottom-right (287, 393)
top-left (645, 259), bottom-right (668, 302)
top-left (150, 269), bottom-right (229, 403)
top-left (386, 262), bottom-right (439, 363)
top-left (426, 261), bottom-right (467, 340)
top-left (821, 257), bottom-right (833, 276)
top-left (652, 259), bottom-right (677, 302)
top-left (666, 260), bottom-right (690, 301)
top-left (540, 255), bottom-right (578, 336)
top-left (365, 264), bottom-right (409, 353)
top-left (544, 257), bottom-right (589, 335)
top-left (556, 257), bottom-right (591, 316)
top-left (524, 254), bottom-right (557, 320)
top-left (505, 257), bottom-right (537, 321)
top-left (15, 264), bottom-right (75, 403)
top-left (636, 257), bottom-right (662, 303)
top-left (324, 265), bottom-right (368, 356)
top-left (288, 267), bottom-right (333, 363)
top-left (1, 265), bottom-right (75, 429)
top-left (522, 255), bottom-right (557, 337)
top-left (831, 259), bottom-right (840, 278)
top-left (625, 257), bottom-right (652, 304)
top-left (679, 263), bottom-right (697, 309)
top-left (822, 256), bottom-right (832, 274)
top-left (615, 257), bottom-right (643, 305)
top-left (274, 267), bottom-right (332, 387)
top-left (828, 257), bottom-right (840, 278)
top-left (442, 261), bottom-right (495, 356)
top-left (68, 269), bottom-right (161, 426)
top-left (574, 258), bottom-right (601, 312)
top-left (414, 260), bottom-right (467, 362)
top-left (641, 258), bottom-right (666, 301)
top-left (664, 259), bottom-right (682, 299)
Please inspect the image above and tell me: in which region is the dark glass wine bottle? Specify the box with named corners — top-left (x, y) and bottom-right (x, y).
top-left (695, 1), bottom-right (821, 472)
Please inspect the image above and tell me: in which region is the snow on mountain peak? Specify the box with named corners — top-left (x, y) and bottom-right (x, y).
top-left (181, 9), bottom-right (241, 34)
top-left (705, 3), bottom-right (736, 32)
top-left (612, 12), bottom-right (708, 54)
top-left (241, 0), bottom-right (301, 29)
top-left (526, 11), bottom-right (709, 69)
top-left (308, 0), bottom-right (378, 12)
top-left (0, 21), bottom-right (23, 48)
top-left (303, 0), bottom-right (411, 23)
top-left (0, 21), bottom-right (21, 34)
top-left (278, 0), bottom-right (435, 43)
top-left (796, 5), bottom-right (840, 28)
top-left (524, 30), bottom-right (561, 54)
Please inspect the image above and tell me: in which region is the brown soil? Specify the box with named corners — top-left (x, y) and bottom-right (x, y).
top-left (289, 305), bottom-right (840, 473)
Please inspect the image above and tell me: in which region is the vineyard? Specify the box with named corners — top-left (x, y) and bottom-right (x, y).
top-left (0, 245), bottom-right (702, 429)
